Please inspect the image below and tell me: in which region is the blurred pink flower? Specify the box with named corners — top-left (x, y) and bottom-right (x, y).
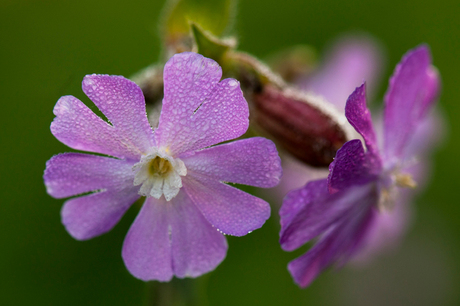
top-left (279, 46), bottom-right (441, 287)
top-left (272, 35), bottom-right (385, 203)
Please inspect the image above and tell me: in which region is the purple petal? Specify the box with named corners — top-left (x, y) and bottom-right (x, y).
top-left (280, 179), bottom-right (330, 251)
top-left (327, 139), bottom-right (378, 193)
top-left (268, 155), bottom-right (329, 205)
top-left (44, 153), bottom-right (136, 198)
top-left (157, 52), bottom-right (222, 144)
top-left (51, 75), bottom-right (155, 160)
top-left (383, 45), bottom-right (440, 163)
top-left (352, 195), bottom-right (411, 263)
top-left (180, 137), bottom-right (282, 188)
top-left (280, 179), bottom-right (377, 252)
top-left (122, 197), bottom-right (173, 282)
top-left (44, 153), bottom-right (140, 240)
top-left (122, 193), bottom-right (228, 281)
top-left (61, 189), bottom-right (140, 240)
top-left (345, 83), bottom-right (380, 162)
top-left (351, 151), bottom-right (427, 263)
top-left (155, 52), bottom-right (249, 155)
top-left (286, 184), bottom-right (378, 287)
top-left (82, 75), bottom-right (155, 153)
top-left (287, 234), bottom-right (327, 287)
top-left (169, 191), bottom-right (228, 278)
top-left (51, 96), bottom-right (142, 160)
top-left (403, 110), bottom-right (444, 161)
top-left (352, 157), bottom-right (427, 262)
top-left (298, 35), bottom-right (384, 109)
top-left (183, 175), bottom-right (270, 236)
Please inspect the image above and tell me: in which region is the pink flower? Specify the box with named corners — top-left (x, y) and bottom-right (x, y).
top-left (273, 35), bottom-right (385, 203)
top-left (44, 52), bottom-right (282, 281)
top-left (279, 45), bottom-right (440, 287)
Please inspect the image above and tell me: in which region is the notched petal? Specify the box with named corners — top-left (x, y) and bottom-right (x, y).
top-left (383, 45), bottom-right (440, 161)
top-left (183, 176), bottom-right (271, 236)
top-left (327, 139), bottom-right (378, 193)
top-left (180, 137), bottom-right (282, 188)
top-left (157, 53), bottom-right (250, 155)
top-left (345, 83), bottom-right (380, 160)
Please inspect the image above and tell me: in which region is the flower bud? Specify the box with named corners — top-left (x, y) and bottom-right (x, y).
top-left (250, 84), bottom-right (349, 167)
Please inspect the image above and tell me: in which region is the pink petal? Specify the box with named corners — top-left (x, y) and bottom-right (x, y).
top-left (327, 140), bottom-right (378, 193)
top-left (285, 184), bottom-right (378, 287)
top-left (183, 175), bottom-right (270, 237)
top-left (51, 75), bottom-right (155, 160)
top-left (122, 197), bottom-right (173, 282)
top-left (169, 191), bottom-right (228, 278)
top-left (287, 211), bottom-right (373, 288)
top-left (155, 52), bottom-right (249, 155)
top-left (51, 96), bottom-right (140, 160)
top-left (352, 194), bottom-right (411, 263)
top-left (345, 83), bottom-right (380, 161)
top-left (287, 236), bottom-right (326, 288)
top-left (383, 45), bottom-right (440, 163)
top-left (180, 137), bottom-right (282, 188)
top-left (403, 110), bottom-right (444, 161)
top-left (268, 155), bottom-right (329, 205)
top-left (122, 193), bottom-right (228, 281)
top-left (61, 190), bottom-right (140, 241)
top-left (280, 179), bottom-right (377, 252)
top-left (353, 153), bottom-right (430, 263)
top-left (298, 35), bottom-right (384, 110)
top-left (158, 52), bottom-right (222, 144)
top-left (82, 74), bottom-right (155, 153)
top-left (44, 153), bottom-right (141, 240)
top-left (44, 153), bottom-right (136, 198)
top-left (279, 179), bottom-right (331, 251)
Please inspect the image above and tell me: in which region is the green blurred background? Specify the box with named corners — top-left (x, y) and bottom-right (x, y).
top-left (1, 0), bottom-right (459, 305)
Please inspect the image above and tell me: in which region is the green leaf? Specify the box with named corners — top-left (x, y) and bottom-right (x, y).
top-left (162, 0), bottom-right (236, 41)
top-left (191, 22), bottom-right (235, 63)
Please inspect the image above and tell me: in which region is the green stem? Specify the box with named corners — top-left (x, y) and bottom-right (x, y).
top-left (144, 276), bottom-right (209, 306)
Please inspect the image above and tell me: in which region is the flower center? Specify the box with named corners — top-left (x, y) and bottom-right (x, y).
top-left (133, 151), bottom-right (187, 201)
top-left (149, 156), bottom-right (173, 176)
top-left (378, 170), bottom-right (417, 212)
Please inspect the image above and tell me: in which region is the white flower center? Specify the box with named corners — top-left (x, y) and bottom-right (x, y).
top-left (132, 150), bottom-right (187, 201)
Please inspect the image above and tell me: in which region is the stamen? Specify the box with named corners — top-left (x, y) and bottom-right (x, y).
top-left (395, 173), bottom-right (417, 189)
top-left (378, 188), bottom-right (396, 212)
